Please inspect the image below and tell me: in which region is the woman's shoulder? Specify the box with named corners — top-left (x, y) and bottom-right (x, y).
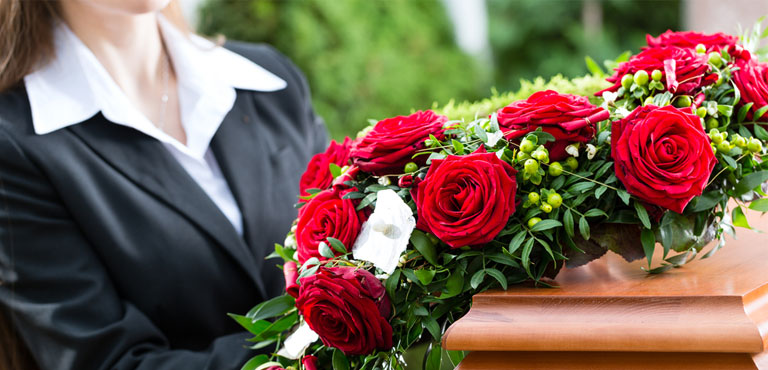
top-left (222, 41), bottom-right (310, 97)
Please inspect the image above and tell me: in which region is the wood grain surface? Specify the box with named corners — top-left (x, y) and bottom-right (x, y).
top-left (443, 208), bottom-right (768, 369)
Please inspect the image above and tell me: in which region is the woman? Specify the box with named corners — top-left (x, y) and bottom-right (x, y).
top-left (0, 1), bottom-right (327, 369)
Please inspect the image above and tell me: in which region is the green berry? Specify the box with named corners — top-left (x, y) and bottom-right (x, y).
top-left (651, 69), bottom-right (663, 81)
top-left (717, 141), bottom-right (731, 153)
top-left (548, 161), bottom-right (564, 176)
top-left (539, 202), bottom-right (553, 213)
top-left (547, 193), bottom-right (563, 208)
top-left (634, 70), bottom-right (649, 86)
top-left (527, 217), bottom-right (542, 228)
top-left (709, 129), bottom-right (723, 144)
top-left (675, 95), bottom-right (692, 108)
top-left (708, 52), bottom-right (723, 67)
top-left (748, 138), bottom-right (763, 152)
top-left (696, 107), bottom-right (707, 118)
top-left (706, 118), bottom-right (719, 130)
top-left (528, 192), bottom-right (540, 204)
top-left (695, 43), bottom-right (707, 54)
top-left (520, 138), bottom-right (535, 153)
top-left (732, 134), bottom-right (747, 148)
top-left (532, 151), bottom-right (549, 163)
top-left (644, 96), bottom-right (654, 106)
top-left (524, 159), bottom-right (539, 175)
top-left (621, 74), bottom-right (634, 89)
top-left (404, 162), bottom-right (418, 173)
top-left (517, 151), bottom-right (531, 161)
top-left (565, 157), bottom-right (579, 171)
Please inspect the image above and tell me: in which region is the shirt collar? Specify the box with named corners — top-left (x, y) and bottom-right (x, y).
top-left (24, 14), bottom-right (286, 156)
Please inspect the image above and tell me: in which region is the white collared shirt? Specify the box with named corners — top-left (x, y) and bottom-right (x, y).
top-left (24, 15), bottom-right (287, 236)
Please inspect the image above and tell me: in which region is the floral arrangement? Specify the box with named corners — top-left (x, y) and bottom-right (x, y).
top-left (233, 24), bottom-right (768, 370)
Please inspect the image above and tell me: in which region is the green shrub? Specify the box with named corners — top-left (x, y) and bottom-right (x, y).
top-left (198, 0), bottom-right (487, 139)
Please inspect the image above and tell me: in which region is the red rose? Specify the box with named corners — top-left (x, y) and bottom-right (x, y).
top-left (350, 110), bottom-right (447, 175)
top-left (412, 148), bottom-right (517, 248)
top-left (302, 355), bottom-right (318, 370)
top-left (299, 137), bottom-right (354, 198)
top-left (733, 59), bottom-right (768, 122)
top-left (645, 30), bottom-right (737, 52)
top-left (597, 46), bottom-right (712, 95)
top-left (495, 90), bottom-right (609, 161)
top-left (283, 261), bottom-right (299, 298)
top-left (295, 188), bottom-right (366, 264)
top-left (296, 267), bottom-right (392, 356)
top-left (612, 105), bottom-right (717, 214)
top-left (262, 366), bottom-right (285, 370)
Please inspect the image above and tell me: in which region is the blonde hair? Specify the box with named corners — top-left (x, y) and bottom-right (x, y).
top-left (0, 0), bottom-right (189, 93)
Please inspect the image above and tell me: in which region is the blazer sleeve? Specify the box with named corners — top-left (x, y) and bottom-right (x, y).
top-left (0, 127), bottom-right (252, 370)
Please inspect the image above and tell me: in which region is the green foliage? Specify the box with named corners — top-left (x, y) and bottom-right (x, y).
top-left (198, 0), bottom-right (486, 140)
top-left (488, 0), bottom-right (681, 92)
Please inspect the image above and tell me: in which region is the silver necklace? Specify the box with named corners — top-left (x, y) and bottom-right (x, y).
top-left (157, 45), bottom-right (170, 132)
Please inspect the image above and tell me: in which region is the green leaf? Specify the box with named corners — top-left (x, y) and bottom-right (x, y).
top-left (474, 125), bottom-right (488, 142)
top-left (717, 104), bottom-right (733, 118)
top-left (415, 269), bottom-right (437, 285)
top-left (521, 238), bottom-right (535, 276)
top-left (755, 124), bottom-right (768, 141)
top-left (447, 350), bottom-right (466, 367)
top-left (424, 317), bottom-right (441, 340)
top-left (485, 268), bottom-right (508, 290)
top-left (245, 295), bottom-right (295, 321)
top-left (470, 270), bottom-right (486, 290)
top-left (507, 230), bottom-right (527, 254)
top-left (326, 237), bottom-right (347, 254)
top-left (451, 139), bottom-right (465, 154)
top-left (749, 198), bottom-right (768, 212)
top-left (652, 91), bottom-right (673, 106)
top-left (732, 206), bottom-right (751, 229)
top-left (755, 105), bottom-right (768, 121)
top-left (722, 155), bottom-right (738, 169)
top-left (633, 201), bottom-right (652, 229)
top-left (690, 191), bottom-right (724, 212)
top-left (578, 216), bottom-right (590, 240)
top-left (585, 56), bottom-right (604, 76)
top-left (563, 209), bottom-right (575, 237)
top-left (410, 229), bottom-right (439, 266)
top-left (641, 228), bottom-right (656, 268)
top-left (318, 242), bottom-right (335, 258)
top-left (385, 270), bottom-right (401, 298)
top-left (595, 186), bottom-right (608, 199)
top-left (332, 349), bottom-right (350, 370)
top-left (241, 355), bottom-right (270, 370)
top-left (529, 219), bottom-right (563, 232)
top-left (425, 341), bottom-right (442, 370)
top-left (341, 192), bottom-right (366, 199)
top-left (617, 189), bottom-right (631, 205)
top-left (440, 269), bottom-right (464, 299)
top-left (584, 209), bottom-right (608, 218)
top-left (735, 171), bottom-right (768, 196)
top-left (738, 103), bottom-right (755, 123)
top-left (356, 192), bottom-right (378, 210)
top-left (329, 163), bottom-right (342, 178)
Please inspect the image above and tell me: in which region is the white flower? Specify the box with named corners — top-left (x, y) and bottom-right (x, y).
top-left (378, 176), bottom-right (391, 186)
top-left (602, 91), bottom-right (618, 105)
top-left (565, 143), bottom-right (580, 157)
top-left (276, 321), bottom-right (319, 359)
top-left (486, 131), bottom-right (504, 147)
top-left (352, 189), bottom-right (416, 274)
top-left (586, 143), bottom-right (598, 159)
top-left (614, 106), bottom-right (632, 118)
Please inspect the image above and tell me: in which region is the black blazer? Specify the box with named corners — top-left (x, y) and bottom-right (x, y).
top-left (0, 42), bottom-right (327, 370)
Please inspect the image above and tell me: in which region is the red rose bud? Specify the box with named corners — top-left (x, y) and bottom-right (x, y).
top-left (350, 110), bottom-right (447, 175)
top-left (732, 59), bottom-right (768, 122)
top-left (495, 90), bottom-right (608, 161)
top-left (612, 105), bottom-right (717, 214)
top-left (598, 47), bottom-right (711, 96)
top-left (412, 147), bottom-right (517, 248)
top-left (302, 355), bottom-right (318, 370)
top-left (283, 261), bottom-right (299, 298)
top-left (295, 188), bottom-right (367, 264)
top-left (645, 30), bottom-right (737, 52)
top-left (299, 137), bottom-right (354, 198)
top-left (398, 174), bottom-right (414, 188)
top-left (331, 165), bottom-right (360, 188)
top-left (296, 267), bottom-right (393, 356)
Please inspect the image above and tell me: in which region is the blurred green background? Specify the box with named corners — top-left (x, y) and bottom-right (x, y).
top-left (197, 0), bottom-right (681, 140)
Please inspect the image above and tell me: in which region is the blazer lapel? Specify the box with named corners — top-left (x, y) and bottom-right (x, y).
top-left (67, 114), bottom-right (266, 293)
top-left (210, 93), bottom-right (267, 259)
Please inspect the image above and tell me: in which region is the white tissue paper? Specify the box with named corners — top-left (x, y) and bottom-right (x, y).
top-left (276, 321), bottom-right (319, 359)
top-left (352, 189), bottom-right (416, 274)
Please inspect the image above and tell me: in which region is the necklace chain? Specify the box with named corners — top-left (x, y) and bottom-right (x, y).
top-left (157, 44), bottom-right (170, 132)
